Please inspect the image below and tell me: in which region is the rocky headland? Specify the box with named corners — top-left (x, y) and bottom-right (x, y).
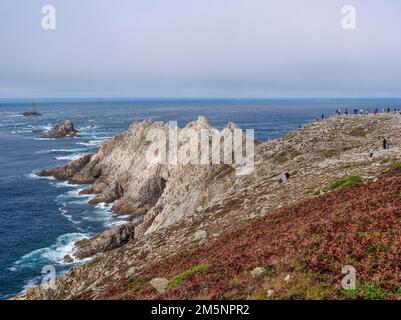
top-left (22, 114), bottom-right (401, 300)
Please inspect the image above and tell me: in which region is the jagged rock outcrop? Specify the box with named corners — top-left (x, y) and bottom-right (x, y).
top-left (41, 120), bottom-right (80, 138)
top-left (75, 221), bottom-right (141, 259)
top-left (38, 117), bottom-right (245, 259)
top-left (20, 114), bottom-right (401, 300)
top-left (38, 154), bottom-right (92, 180)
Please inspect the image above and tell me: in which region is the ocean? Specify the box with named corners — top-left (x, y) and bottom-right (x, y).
top-left (0, 98), bottom-right (399, 299)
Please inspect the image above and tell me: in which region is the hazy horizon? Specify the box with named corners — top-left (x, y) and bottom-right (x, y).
top-left (1, 0), bottom-right (401, 99)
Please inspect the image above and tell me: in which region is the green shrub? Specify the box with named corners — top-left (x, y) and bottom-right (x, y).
top-left (350, 128), bottom-right (367, 137)
top-left (328, 176), bottom-right (362, 191)
top-left (273, 154), bottom-right (287, 165)
top-left (341, 282), bottom-right (387, 300)
top-left (171, 264), bottom-right (209, 288)
top-left (394, 163), bottom-right (401, 172)
top-left (131, 277), bottom-right (144, 291)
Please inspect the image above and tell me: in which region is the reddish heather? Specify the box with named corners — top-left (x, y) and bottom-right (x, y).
top-left (102, 172), bottom-right (401, 300)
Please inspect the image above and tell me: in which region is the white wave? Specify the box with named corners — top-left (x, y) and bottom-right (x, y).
top-left (36, 147), bottom-right (89, 154)
top-left (77, 140), bottom-right (102, 147)
top-left (92, 202), bottom-right (128, 228)
top-left (77, 136), bottom-right (111, 147)
top-left (74, 201), bottom-right (119, 227)
top-left (56, 188), bottom-right (93, 201)
top-left (58, 207), bottom-right (81, 225)
top-left (55, 153), bottom-right (89, 161)
top-left (69, 199), bottom-right (91, 205)
top-left (27, 172), bottom-right (55, 180)
top-left (9, 233), bottom-right (90, 270)
top-left (21, 277), bottom-right (42, 293)
top-left (32, 124), bottom-right (52, 131)
top-left (95, 202), bottom-right (109, 210)
top-left (33, 137), bottom-right (57, 141)
top-left (105, 220), bottom-right (127, 227)
top-left (67, 188), bottom-right (86, 197)
top-left (51, 181), bottom-right (83, 189)
top-left (116, 214), bottom-right (131, 220)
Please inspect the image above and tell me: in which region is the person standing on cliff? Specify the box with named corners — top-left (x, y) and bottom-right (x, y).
top-left (383, 138), bottom-right (387, 150)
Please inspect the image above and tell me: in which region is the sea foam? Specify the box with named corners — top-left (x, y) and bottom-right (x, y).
top-left (9, 232), bottom-right (90, 271)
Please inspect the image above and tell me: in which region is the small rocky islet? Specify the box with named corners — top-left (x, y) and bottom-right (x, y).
top-left (20, 114), bottom-right (401, 300)
top-left (40, 120), bottom-right (80, 139)
top-left (22, 103), bottom-right (42, 117)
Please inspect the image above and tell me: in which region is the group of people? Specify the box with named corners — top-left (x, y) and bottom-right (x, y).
top-left (316, 107), bottom-right (401, 122)
top-left (286, 106), bottom-right (398, 184)
top-left (277, 171), bottom-right (290, 184)
top-left (335, 107), bottom-right (401, 116)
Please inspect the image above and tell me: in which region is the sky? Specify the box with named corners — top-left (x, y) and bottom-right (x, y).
top-left (0, 0), bottom-right (401, 98)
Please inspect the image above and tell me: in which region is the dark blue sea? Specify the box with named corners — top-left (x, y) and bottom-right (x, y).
top-left (0, 98), bottom-right (400, 299)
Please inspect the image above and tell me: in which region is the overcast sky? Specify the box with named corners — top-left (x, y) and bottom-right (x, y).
top-left (1, 0), bottom-right (401, 98)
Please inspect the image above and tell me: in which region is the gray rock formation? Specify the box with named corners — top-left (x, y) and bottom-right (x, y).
top-left (74, 219), bottom-right (142, 259)
top-left (41, 120), bottom-right (80, 138)
top-left (38, 154), bottom-right (92, 180)
top-left (39, 117), bottom-right (242, 258)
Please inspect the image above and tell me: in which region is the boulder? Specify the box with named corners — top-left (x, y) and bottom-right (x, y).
top-left (194, 230), bottom-right (207, 240)
top-left (250, 267), bottom-right (266, 278)
top-left (63, 255), bottom-right (74, 264)
top-left (149, 278), bottom-right (170, 293)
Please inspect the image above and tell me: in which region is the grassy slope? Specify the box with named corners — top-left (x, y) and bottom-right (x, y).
top-left (98, 171), bottom-right (401, 300)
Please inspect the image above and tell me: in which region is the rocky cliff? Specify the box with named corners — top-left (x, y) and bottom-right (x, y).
top-left (39, 116), bottom-right (246, 258)
top-left (22, 114), bottom-right (401, 299)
